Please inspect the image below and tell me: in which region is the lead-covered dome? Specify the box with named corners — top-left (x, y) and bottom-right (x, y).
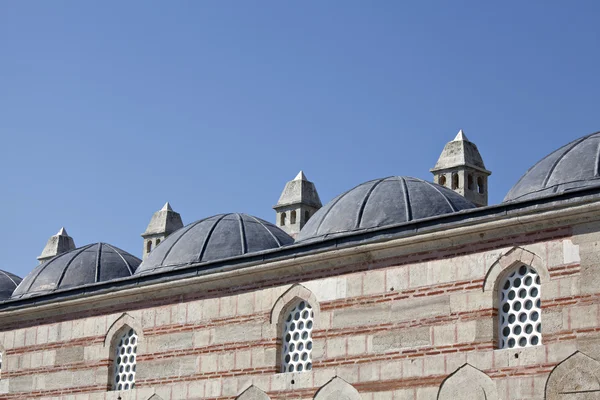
top-left (12, 243), bottom-right (140, 299)
top-left (136, 213), bottom-right (294, 274)
top-left (0, 270), bottom-right (22, 300)
top-left (297, 176), bottom-right (476, 242)
top-left (505, 132), bottom-right (600, 202)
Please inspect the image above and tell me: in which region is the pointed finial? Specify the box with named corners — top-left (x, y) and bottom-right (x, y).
top-left (453, 129), bottom-right (469, 142)
top-left (161, 202), bottom-right (173, 212)
top-left (294, 170), bottom-right (307, 181)
top-left (57, 227), bottom-right (68, 236)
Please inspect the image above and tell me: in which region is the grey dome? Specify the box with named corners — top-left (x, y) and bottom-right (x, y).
top-left (505, 132), bottom-right (600, 202)
top-left (296, 176), bottom-right (476, 242)
top-left (136, 213), bottom-right (294, 274)
top-left (0, 270), bottom-right (22, 300)
top-left (12, 243), bottom-right (140, 299)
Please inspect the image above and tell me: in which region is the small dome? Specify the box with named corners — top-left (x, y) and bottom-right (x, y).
top-left (136, 213), bottom-right (294, 274)
top-left (296, 176), bottom-right (476, 242)
top-left (12, 243), bottom-right (140, 299)
top-left (505, 132), bottom-right (600, 202)
top-left (0, 270), bottom-right (22, 300)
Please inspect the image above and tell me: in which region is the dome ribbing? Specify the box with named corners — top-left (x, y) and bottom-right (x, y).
top-left (0, 270), bottom-right (22, 300)
top-left (136, 213), bottom-right (294, 274)
top-left (505, 131), bottom-right (600, 202)
top-left (296, 176), bottom-right (476, 242)
top-left (12, 243), bottom-right (140, 299)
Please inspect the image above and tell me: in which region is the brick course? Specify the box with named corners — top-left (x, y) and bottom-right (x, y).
top-left (2, 220), bottom-right (600, 399)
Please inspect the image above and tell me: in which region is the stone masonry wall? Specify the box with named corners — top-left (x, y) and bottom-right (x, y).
top-left (1, 220), bottom-right (600, 399)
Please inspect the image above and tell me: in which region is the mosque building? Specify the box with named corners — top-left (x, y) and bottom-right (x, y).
top-left (1, 130), bottom-right (599, 399)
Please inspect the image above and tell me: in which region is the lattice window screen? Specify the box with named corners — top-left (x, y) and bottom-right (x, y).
top-left (281, 300), bottom-right (314, 372)
top-left (499, 264), bottom-right (542, 349)
top-left (113, 328), bottom-right (138, 390)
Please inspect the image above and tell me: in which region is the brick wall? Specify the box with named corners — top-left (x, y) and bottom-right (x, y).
top-left (1, 220), bottom-right (600, 400)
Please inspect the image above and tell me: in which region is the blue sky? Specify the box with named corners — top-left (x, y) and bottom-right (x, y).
top-left (1, 1), bottom-right (599, 277)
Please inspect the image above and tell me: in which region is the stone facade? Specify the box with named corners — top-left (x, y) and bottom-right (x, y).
top-left (3, 131), bottom-right (600, 399)
top-left (1, 196), bottom-right (600, 399)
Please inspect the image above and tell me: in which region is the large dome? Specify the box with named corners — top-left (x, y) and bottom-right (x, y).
top-left (505, 131), bottom-right (600, 202)
top-left (0, 270), bottom-right (22, 300)
top-left (297, 176), bottom-right (476, 242)
top-left (12, 243), bottom-right (140, 299)
top-left (136, 213), bottom-right (294, 274)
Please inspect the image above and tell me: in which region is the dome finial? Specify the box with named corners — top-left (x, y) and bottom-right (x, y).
top-left (294, 170), bottom-right (307, 181)
top-left (454, 129), bottom-right (469, 142)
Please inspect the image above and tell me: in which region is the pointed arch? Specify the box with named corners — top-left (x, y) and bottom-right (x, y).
top-left (104, 313), bottom-right (144, 347)
top-left (438, 364), bottom-right (498, 400)
top-left (546, 351), bottom-right (600, 400)
top-left (314, 377), bottom-right (360, 400)
top-left (104, 313), bottom-right (143, 391)
top-left (484, 247), bottom-right (548, 349)
top-left (451, 172), bottom-right (459, 190)
top-left (236, 385), bottom-right (270, 400)
top-left (147, 395), bottom-right (164, 400)
top-left (483, 246), bottom-right (549, 296)
top-left (270, 284), bottom-right (320, 325)
top-left (271, 284), bottom-right (320, 373)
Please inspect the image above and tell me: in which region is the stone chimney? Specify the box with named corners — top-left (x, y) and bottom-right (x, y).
top-left (274, 171), bottom-right (322, 237)
top-left (141, 202), bottom-right (183, 259)
top-left (431, 130), bottom-right (492, 207)
top-left (37, 227), bottom-right (76, 264)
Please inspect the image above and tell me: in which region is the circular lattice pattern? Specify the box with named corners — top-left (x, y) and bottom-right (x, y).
top-left (499, 265), bottom-right (542, 349)
top-left (281, 300), bottom-right (314, 373)
top-left (113, 328), bottom-right (138, 390)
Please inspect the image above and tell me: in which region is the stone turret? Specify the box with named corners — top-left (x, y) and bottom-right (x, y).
top-left (141, 202), bottom-right (183, 260)
top-left (431, 130), bottom-right (491, 207)
top-left (37, 227), bottom-right (76, 264)
top-left (274, 171), bottom-right (322, 237)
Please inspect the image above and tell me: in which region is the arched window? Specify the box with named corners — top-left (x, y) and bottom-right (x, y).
top-left (146, 240), bottom-right (152, 253)
top-left (452, 173), bottom-right (459, 190)
top-left (546, 352), bottom-right (600, 399)
top-left (280, 212), bottom-right (286, 226)
top-left (290, 210), bottom-right (297, 225)
top-left (498, 264), bottom-right (541, 349)
top-left (315, 377), bottom-right (361, 400)
top-left (237, 386), bottom-right (270, 400)
top-left (439, 175), bottom-right (447, 187)
top-left (468, 174), bottom-right (474, 190)
top-left (155, 238), bottom-right (161, 246)
top-left (477, 177), bottom-right (485, 194)
top-left (438, 364), bottom-right (498, 400)
top-left (112, 328), bottom-right (138, 390)
top-left (304, 210), bottom-right (310, 222)
top-left (281, 300), bottom-right (314, 373)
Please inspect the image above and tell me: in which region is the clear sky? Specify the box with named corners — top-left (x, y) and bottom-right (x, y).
top-left (1, 1), bottom-right (600, 278)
